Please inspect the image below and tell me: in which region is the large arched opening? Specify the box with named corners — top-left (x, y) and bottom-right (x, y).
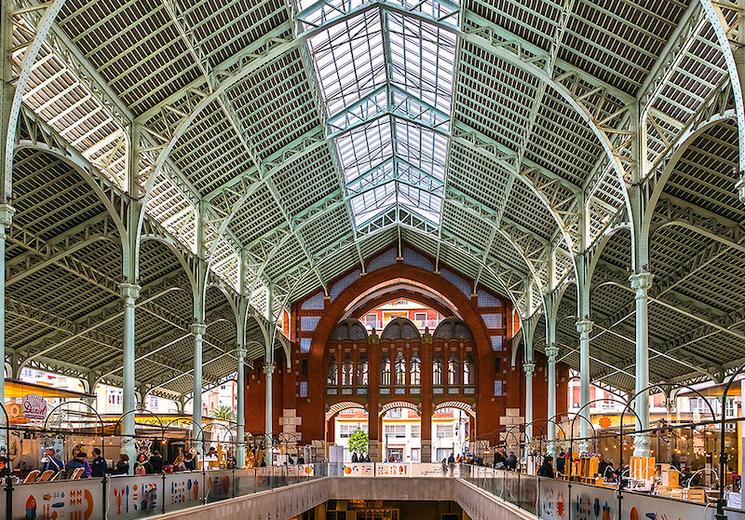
top-left (287, 260), bottom-right (514, 461)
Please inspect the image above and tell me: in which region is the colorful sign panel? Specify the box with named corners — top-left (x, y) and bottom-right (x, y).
top-left (12, 478), bottom-right (100, 520)
top-left (342, 463), bottom-right (375, 477)
top-left (21, 395), bottom-right (47, 420)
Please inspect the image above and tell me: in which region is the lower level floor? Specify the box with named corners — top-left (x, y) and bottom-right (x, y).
top-left (293, 500), bottom-right (465, 520)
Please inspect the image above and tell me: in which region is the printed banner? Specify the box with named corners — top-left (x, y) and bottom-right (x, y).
top-left (108, 474), bottom-right (162, 519)
top-left (163, 472), bottom-right (204, 513)
top-left (375, 463), bottom-right (409, 476)
top-left (12, 479), bottom-right (101, 520)
top-left (410, 463), bottom-right (450, 477)
top-left (342, 463), bottom-right (375, 477)
top-left (205, 470), bottom-right (233, 502)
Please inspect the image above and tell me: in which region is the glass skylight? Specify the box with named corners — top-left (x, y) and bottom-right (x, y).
top-left (301, 0), bottom-right (459, 230)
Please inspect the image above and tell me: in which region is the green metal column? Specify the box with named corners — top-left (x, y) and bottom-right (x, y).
top-left (120, 281), bottom-right (140, 473)
top-left (193, 212), bottom-right (207, 457)
top-left (545, 344), bottom-right (558, 453)
top-left (192, 320), bottom-right (206, 455)
top-left (544, 255), bottom-right (559, 456)
top-left (544, 293), bottom-right (559, 456)
top-left (631, 273), bottom-right (654, 456)
top-left (264, 362), bottom-right (274, 466)
top-left (235, 297), bottom-right (248, 468)
top-left (236, 344), bottom-right (246, 467)
top-left (628, 175), bottom-right (653, 457)
top-left (264, 285), bottom-right (274, 466)
top-left (576, 252), bottom-right (592, 453)
top-left (0, 205), bottom-right (14, 452)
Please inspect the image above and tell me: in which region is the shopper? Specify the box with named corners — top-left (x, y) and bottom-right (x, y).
top-left (41, 447), bottom-right (64, 473)
top-left (91, 448), bottom-right (108, 477)
top-left (538, 456), bottom-right (555, 478)
top-left (149, 450), bottom-right (164, 473)
top-left (134, 453), bottom-right (153, 475)
top-left (112, 454), bottom-right (129, 475)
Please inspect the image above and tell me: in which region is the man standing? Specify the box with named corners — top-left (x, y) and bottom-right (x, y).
top-left (149, 451), bottom-right (164, 473)
top-left (91, 448), bottom-right (108, 477)
top-left (41, 447), bottom-right (64, 473)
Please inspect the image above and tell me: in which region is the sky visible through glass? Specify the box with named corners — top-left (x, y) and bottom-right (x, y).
top-left (298, 0), bottom-right (459, 230)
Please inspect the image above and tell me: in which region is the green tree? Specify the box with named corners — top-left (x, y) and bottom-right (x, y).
top-left (211, 405), bottom-right (234, 421)
top-left (347, 428), bottom-right (368, 455)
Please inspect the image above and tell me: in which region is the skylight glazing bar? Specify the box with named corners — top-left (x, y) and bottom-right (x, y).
top-left (300, 0), bottom-right (459, 229)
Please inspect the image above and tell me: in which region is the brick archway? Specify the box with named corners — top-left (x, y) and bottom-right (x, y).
top-left (309, 264), bottom-right (493, 363)
top-left (347, 287), bottom-right (455, 321)
top-left (306, 264), bottom-right (503, 444)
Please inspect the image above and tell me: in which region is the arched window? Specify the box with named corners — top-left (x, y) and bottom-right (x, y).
top-left (433, 353), bottom-right (443, 386)
top-left (448, 352), bottom-right (459, 385)
top-left (358, 353), bottom-right (368, 386)
top-left (381, 355), bottom-right (391, 386)
top-left (394, 351), bottom-right (406, 386)
top-left (342, 353), bottom-right (353, 386)
top-left (463, 353), bottom-right (474, 385)
top-left (327, 354), bottom-right (338, 385)
top-left (410, 351), bottom-right (421, 386)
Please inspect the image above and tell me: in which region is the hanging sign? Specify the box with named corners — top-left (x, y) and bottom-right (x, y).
top-left (22, 394), bottom-right (47, 419)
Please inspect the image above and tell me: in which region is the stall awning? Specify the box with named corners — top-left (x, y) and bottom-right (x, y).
top-left (2, 378), bottom-right (95, 400)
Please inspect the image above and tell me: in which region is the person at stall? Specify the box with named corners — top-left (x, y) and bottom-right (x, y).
top-left (493, 448), bottom-right (506, 469)
top-left (65, 452), bottom-right (88, 477)
top-left (91, 448), bottom-right (107, 477)
top-left (172, 452), bottom-right (186, 472)
top-left (598, 454), bottom-right (610, 479)
top-left (41, 447), bottom-right (64, 474)
top-left (184, 452), bottom-right (197, 471)
top-left (134, 453), bottom-right (153, 475)
top-left (505, 451), bottom-right (517, 471)
top-left (149, 450), bottom-right (163, 473)
top-left (0, 456), bottom-right (11, 479)
top-left (556, 450), bottom-right (567, 475)
top-left (538, 456), bottom-right (555, 478)
top-left (112, 454), bottom-right (130, 475)
top-left (81, 452), bottom-right (92, 478)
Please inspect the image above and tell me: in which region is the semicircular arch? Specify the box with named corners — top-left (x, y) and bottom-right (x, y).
top-left (434, 401), bottom-right (475, 418)
top-left (379, 400), bottom-right (421, 417)
top-left (326, 400), bottom-right (367, 421)
top-left (309, 264), bottom-right (495, 363)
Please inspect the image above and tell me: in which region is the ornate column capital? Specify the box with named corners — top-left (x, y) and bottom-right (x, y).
top-left (0, 204), bottom-right (15, 230)
top-left (191, 322), bottom-right (207, 336)
top-left (523, 362), bottom-right (535, 377)
top-left (263, 363), bottom-right (275, 376)
top-left (545, 345), bottom-right (559, 360)
top-left (119, 282), bottom-right (141, 303)
top-left (576, 319), bottom-right (593, 336)
top-left (629, 272), bottom-right (654, 293)
top-left (236, 347), bottom-right (247, 359)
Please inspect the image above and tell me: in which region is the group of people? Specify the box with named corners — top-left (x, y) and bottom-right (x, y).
top-left (113, 450), bottom-right (199, 476)
top-left (352, 452), bottom-right (371, 462)
top-left (503, 448), bottom-right (620, 482)
top-left (41, 446), bottom-right (108, 478)
top-left (491, 447), bottom-right (519, 470)
top-left (38, 446), bottom-right (204, 479)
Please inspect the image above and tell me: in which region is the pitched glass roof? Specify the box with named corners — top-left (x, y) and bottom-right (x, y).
top-left (300, 0), bottom-right (458, 230)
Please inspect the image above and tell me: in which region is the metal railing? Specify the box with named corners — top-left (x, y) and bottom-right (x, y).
top-left (1, 464), bottom-right (327, 519)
